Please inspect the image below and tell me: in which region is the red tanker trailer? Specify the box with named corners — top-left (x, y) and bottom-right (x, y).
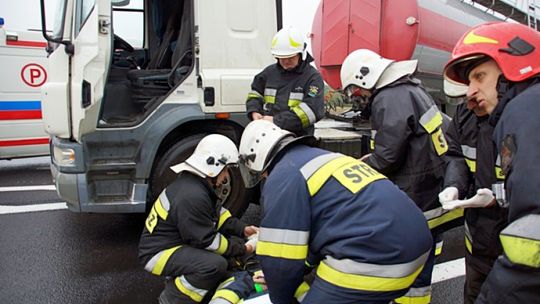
top-left (311, 0), bottom-right (500, 97)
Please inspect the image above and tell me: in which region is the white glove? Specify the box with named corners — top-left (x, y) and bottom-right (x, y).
top-left (441, 188), bottom-right (495, 210)
top-left (438, 187), bottom-right (459, 204)
top-left (245, 233), bottom-right (258, 251)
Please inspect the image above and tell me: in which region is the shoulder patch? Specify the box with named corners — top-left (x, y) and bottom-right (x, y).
top-left (500, 134), bottom-right (516, 176)
top-left (308, 85), bottom-right (320, 97)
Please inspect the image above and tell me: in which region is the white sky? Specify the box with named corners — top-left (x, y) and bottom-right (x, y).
top-left (0, 0), bottom-right (321, 36)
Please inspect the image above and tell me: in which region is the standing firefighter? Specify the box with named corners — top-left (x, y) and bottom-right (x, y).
top-left (444, 21), bottom-right (540, 303)
top-left (138, 134), bottom-right (258, 304)
top-left (246, 26), bottom-right (325, 136)
top-left (237, 120), bottom-right (432, 304)
top-left (340, 49), bottom-right (462, 304)
top-left (439, 80), bottom-right (507, 304)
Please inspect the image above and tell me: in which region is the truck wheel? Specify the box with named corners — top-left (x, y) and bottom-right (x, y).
top-left (148, 134), bottom-right (255, 217)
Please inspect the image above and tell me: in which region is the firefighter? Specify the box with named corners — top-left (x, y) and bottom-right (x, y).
top-left (138, 134), bottom-right (259, 304)
top-left (444, 21), bottom-right (540, 303)
top-left (246, 26), bottom-right (325, 136)
top-left (340, 49), bottom-right (462, 303)
top-left (439, 79), bottom-right (507, 304)
top-left (237, 120), bottom-right (433, 304)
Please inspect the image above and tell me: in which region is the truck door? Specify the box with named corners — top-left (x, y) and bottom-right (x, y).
top-left (68, 0), bottom-right (112, 141)
top-left (197, 0), bottom-right (276, 113)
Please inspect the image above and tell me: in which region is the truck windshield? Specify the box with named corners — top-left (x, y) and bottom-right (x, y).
top-left (52, 0), bottom-right (68, 39)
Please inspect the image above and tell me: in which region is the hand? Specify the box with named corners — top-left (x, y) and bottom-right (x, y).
top-left (251, 112), bottom-right (263, 120)
top-left (439, 187), bottom-right (459, 205)
top-left (244, 225), bottom-right (259, 238)
top-left (441, 188), bottom-right (495, 210)
top-left (262, 115), bottom-right (273, 122)
top-left (245, 236), bottom-right (258, 253)
top-left (253, 272), bottom-right (267, 292)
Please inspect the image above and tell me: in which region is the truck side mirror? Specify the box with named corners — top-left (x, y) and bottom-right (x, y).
top-left (40, 0), bottom-right (74, 55)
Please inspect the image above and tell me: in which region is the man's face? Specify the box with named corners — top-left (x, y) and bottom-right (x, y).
top-left (278, 54), bottom-right (300, 70)
top-left (466, 59), bottom-right (502, 116)
top-left (215, 167), bottom-right (231, 187)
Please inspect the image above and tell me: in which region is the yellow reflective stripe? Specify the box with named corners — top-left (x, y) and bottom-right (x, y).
top-left (264, 88), bottom-right (276, 104)
top-left (247, 93), bottom-right (262, 100)
top-left (431, 128), bottom-right (448, 156)
top-left (294, 281), bottom-right (310, 301)
top-left (465, 158), bottom-right (476, 173)
top-left (212, 289), bottom-right (240, 303)
top-left (435, 241), bottom-right (443, 256)
top-left (495, 166), bottom-right (505, 180)
top-left (419, 106), bottom-right (443, 134)
top-left (150, 245), bottom-right (181, 275)
top-left (465, 235), bottom-right (473, 254)
top-left (175, 276), bottom-right (205, 302)
top-left (257, 240), bottom-right (308, 260)
top-left (394, 294), bottom-right (432, 304)
top-left (427, 208), bottom-right (464, 230)
top-left (317, 260), bottom-right (424, 292)
top-left (288, 99), bottom-right (301, 107)
top-left (264, 96), bottom-right (275, 104)
top-left (289, 36), bottom-right (301, 48)
top-left (291, 106), bottom-right (310, 128)
top-left (332, 161), bottom-right (386, 194)
top-left (500, 235), bottom-right (540, 267)
top-left (306, 156), bottom-right (356, 196)
top-left (370, 139), bottom-right (375, 151)
top-left (499, 214), bottom-right (540, 268)
top-left (464, 221), bottom-right (473, 254)
top-left (218, 209), bottom-right (232, 230)
top-left (155, 197), bottom-right (168, 220)
top-left (216, 235), bottom-right (229, 255)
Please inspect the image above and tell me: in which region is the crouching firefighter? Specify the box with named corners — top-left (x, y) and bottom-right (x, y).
top-left (138, 134), bottom-right (259, 304)
top-left (237, 120), bottom-right (433, 304)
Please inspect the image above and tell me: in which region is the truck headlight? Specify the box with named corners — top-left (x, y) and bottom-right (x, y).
top-left (53, 146), bottom-right (75, 166)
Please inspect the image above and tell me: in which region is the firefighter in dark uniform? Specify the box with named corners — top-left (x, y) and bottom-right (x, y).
top-left (340, 49), bottom-right (462, 304)
top-left (246, 26), bottom-right (325, 137)
top-left (237, 120), bottom-right (433, 304)
top-left (439, 80), bottom-right (507, 304)
top-left (138, 134), bottom-right (259, 304)
top-left (444, 21), bottom-right (540, 304)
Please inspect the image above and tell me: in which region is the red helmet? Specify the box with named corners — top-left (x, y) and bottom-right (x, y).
top-left (444, 22), bottom-right (540, 84)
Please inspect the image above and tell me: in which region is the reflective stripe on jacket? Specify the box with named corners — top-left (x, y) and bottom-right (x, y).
top-left (257, 144), bottom-right (433, 304)
top-left (245, 54), bottom-right (325, 136)
top-left (444, 104), bottom-right (508, 272)
top-left (138, 172), bottom-right (247, 272)
top-left (364, 77), bottom-right (458, 233)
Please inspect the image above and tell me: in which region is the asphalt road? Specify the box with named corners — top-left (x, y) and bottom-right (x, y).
top-left (0, 157), bottom-right (466, 304)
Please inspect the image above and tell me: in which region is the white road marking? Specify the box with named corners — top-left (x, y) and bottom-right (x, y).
top-left (432, 257), bottom-right (466, 283)
top-left (0, 185), bottom-right (56, 192)
top-left (0, 202), bottom-right (68, 215)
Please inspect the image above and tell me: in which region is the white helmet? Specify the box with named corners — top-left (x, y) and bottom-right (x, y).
top-left (238, 120), bottom-right (294, 187)
top-left (170, 134), bottom-right (239, 178)
top-left (340, 49), bottom-right (394, 91)
top-left (271, 26), bottom-right (307, 60)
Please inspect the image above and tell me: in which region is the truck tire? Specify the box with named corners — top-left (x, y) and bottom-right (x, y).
top-left (148, 134), bottom-right (255, 217)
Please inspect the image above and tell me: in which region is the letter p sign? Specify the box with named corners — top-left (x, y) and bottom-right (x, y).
top-left (21, 63), bottom-right (47, 87)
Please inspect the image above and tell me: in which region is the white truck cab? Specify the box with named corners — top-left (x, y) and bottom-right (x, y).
top-left (0, 17), bottom-right (49, 159)
top-left (40, 0), bottom-right (279, 213)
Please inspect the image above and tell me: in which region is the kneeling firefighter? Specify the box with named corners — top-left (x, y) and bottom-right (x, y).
top-left (138, 134), bottom-right (259, 304)
top-left (237, 120), bottom-right (433, 304)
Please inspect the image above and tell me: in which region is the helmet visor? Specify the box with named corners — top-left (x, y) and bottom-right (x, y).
top-left (238, 163), bottom-right (263, 189)
top-left (238, 153), bottom-right (263, 188)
